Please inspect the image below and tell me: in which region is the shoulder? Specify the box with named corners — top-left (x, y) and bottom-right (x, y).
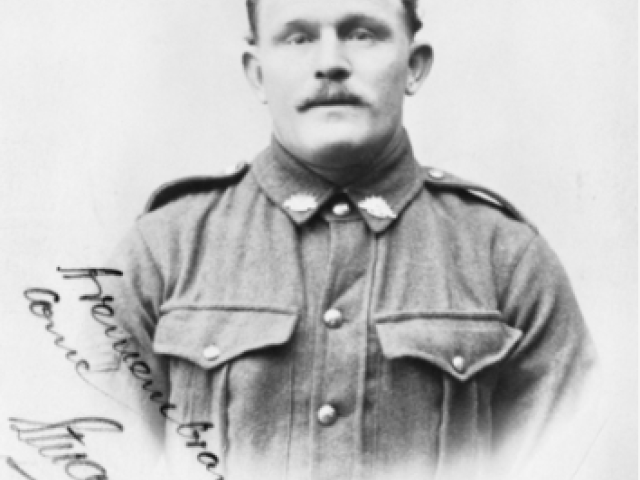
top-left (418, 165), bottom-right (538, 234)
top-left (125, 161), bottom-right (252, 271)
top-left (416, 166), bottom-right (550, 298)
top-left (142, 162), bottom-right (250, 215)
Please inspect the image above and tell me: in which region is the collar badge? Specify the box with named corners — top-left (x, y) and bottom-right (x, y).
top-left (284, 193), bottom-right (318, 213)
top-left (358, 196), bottom-right (397, 219)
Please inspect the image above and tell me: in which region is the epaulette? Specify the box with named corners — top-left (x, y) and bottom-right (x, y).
top-left (421, 166), bottom-right (537, 233)
top-left (143, 162), bottom-right (250, 214)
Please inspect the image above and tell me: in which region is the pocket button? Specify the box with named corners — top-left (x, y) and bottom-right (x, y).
top-left (452, 355), bottom-right (465, 372)
top-left (203, 345), bottom-right (221, 361)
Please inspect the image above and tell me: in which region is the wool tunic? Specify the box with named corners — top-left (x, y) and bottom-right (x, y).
top-left (86, 131), bottom-right (595, 480)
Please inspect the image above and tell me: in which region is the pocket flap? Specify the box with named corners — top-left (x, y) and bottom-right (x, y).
top-left (375, 315), bottom-right (522, 382)
top-left (153, 307), bottom-right (298, 370)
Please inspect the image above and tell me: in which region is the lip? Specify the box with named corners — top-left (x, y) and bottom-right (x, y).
top-left (303, 102), bottom-right (362, 111)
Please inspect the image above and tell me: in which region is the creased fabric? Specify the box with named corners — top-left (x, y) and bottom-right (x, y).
top-left (82, 132), bottom-right (596, 480)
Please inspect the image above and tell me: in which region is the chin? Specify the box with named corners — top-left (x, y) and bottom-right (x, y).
top-left (301, 123), bottom-right (371, 160)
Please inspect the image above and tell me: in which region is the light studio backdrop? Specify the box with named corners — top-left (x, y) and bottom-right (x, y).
top-left (0, 1), bottom-right (636, 479)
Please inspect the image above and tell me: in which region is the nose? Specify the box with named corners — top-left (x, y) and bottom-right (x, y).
top-left (315, 33), bottom-right (351, 81)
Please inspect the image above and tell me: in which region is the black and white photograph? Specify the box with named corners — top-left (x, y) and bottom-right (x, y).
top-left (0, 1), bottom-right (636, 479)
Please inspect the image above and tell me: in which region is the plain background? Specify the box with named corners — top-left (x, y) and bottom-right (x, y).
top-left (0, 1), bottom-right (636, 479)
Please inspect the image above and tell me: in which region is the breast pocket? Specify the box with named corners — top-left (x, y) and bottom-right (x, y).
top-left (151, 307), bottom-right (299, 478)
top-left (153, 307), bottom-right (298, 423)
top-left (375, 313), bottom-right (522, 382)
top-left (370, 312), bottom-right (523, 469)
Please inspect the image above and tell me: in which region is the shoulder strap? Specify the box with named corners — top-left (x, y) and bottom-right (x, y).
top-left (144, 162), bottom-right (250, 213)
top-left (421, 166), bottom-right (537, 232)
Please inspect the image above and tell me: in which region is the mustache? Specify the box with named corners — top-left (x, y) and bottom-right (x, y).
top-left (298, 86), bottom-right (366, 111)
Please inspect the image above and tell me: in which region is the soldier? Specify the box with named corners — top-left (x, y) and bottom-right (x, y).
top-left (86, 0), bottom-right (596, 479)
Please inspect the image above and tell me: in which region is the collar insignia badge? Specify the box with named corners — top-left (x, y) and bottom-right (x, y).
top-left (358, 196), bottom-right (397, 219)
top-left (284, 193), bottom-right (318, 213)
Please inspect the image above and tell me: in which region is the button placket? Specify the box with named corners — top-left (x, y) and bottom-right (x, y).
top-left (310, 219), bottom-right (371, 477)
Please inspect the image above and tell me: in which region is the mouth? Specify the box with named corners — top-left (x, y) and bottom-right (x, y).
top-left (310, 100), bottom-right (360, 108)
top-left (300, 96), bottom-right (364, 111)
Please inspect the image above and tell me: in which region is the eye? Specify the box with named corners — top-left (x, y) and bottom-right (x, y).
top-left (346, 28), bottom-right (375, 42)
top-left (285, 32), bottom-right (311, 45)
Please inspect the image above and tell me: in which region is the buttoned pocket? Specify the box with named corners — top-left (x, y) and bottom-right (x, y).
top-left (152, 307), bottom-right (298, 474)
top-left (375, 313), bottom-right (522, 382)
top-left (153, 307), bottom-right (299, 369)
top-left (152, 306), bottom-right (298, 425)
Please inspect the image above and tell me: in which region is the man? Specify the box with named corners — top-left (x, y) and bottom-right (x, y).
top-left (87, 0), bottom-right (596, 479)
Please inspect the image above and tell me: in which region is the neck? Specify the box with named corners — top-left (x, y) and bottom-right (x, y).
top-left (288, 127), bottom-right (407, 187)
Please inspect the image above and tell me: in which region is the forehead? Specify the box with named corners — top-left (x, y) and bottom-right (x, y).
top-left (258, 0), bottom-right (406, 30)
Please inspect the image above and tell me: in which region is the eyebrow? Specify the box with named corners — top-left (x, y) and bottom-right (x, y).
top-left (337, 13), bottom-right (393, 36)
top-left (272, 13), bottom-right (394, 40)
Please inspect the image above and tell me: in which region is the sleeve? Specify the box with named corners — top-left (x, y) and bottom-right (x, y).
top-left (490, 234), bottom-right (599, 477)
top-left (77, 223), bottom-right (170, 455)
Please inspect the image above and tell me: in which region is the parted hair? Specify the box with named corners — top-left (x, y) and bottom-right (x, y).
top-left (246, 0), bottom-right (423, 44)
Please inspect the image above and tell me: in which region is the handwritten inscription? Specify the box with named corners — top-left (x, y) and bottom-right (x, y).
top-left (8, 417), bottom-right (123, 480)
top-left (24, 268), bottom-right (224, 478)
top-left (60, 268), bottom-right (223, 479)
top-left (23, 288), bottom-right (90, 374)
top-left (5, 457), bottom-right (38, 480)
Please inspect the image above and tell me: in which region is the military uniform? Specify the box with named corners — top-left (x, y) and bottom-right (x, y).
top-left (90, 130), bottom-right (595, 480)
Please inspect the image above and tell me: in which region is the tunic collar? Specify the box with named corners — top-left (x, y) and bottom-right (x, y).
top-left (251, 128), bottom-right (424, 234)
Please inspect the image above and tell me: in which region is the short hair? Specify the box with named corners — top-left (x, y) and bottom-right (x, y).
top-left (246, 0), bottom-right (423, 45)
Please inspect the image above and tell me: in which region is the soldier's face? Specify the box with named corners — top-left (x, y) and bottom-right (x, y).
top-left (244, 0), bottom-right (432, 166)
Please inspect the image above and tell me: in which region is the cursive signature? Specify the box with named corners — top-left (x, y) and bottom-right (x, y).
top-left (59, 267), bottom-right (223, 479)
top-left (23, 288), bottom-right (91, 374)
top-left (8, 417), bottom-right (123, 480)
top-left (5, 457), bottom-right (38, 479)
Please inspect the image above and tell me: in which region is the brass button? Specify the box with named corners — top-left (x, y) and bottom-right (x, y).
top-left (203, 345), bottom-right (220, 361)
top-left (428, 168), bottom-right (445, 180)
top-left (332, 203), bottom-right (351, 216)
top-left (323, 309), bottom-right (343, 328)
top-left (317, 405), bottom-right (338, 426)
top-left (452, 355), bottom-right (465, 372)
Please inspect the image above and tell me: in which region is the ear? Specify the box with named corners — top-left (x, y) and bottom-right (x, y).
top-left (242, 47), bottom-right (267, 104)
top-left (405, 43), bottom-right (434, 96)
